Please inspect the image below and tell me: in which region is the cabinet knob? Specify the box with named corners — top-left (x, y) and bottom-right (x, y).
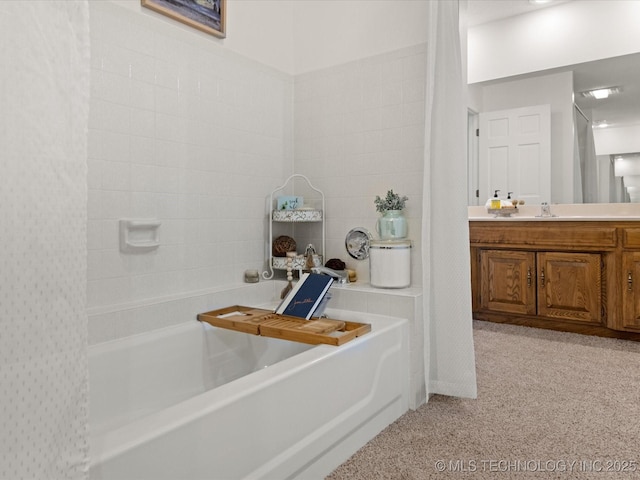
top-left (628, 271), bottom-right (633, 292)
top-left (527, 266), bottom-right (532, 288)
top-left (540, 268), bottom-right (546, 288)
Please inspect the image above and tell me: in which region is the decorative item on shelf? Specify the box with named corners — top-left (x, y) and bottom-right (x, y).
top-left (370, 239), bottom-right (412, 289)
top-left (276, 196), bottom-right (304, 210)
top-left (281, 252), bottom-right (296, 299)
top-left (374, 189), bottom-right (408, 240)
top-left (345, 227), bottom-right (372, 260)
top-left (325, 258), bottom-right (346, 270)
top-left (323, 258), bottom-right (356, 283)
top-left (304, 244), bottom-right (322, 270)
top-left (244, 269), bottom-right (259, 283)
top-left (272, 235), bottom-right (297, 257)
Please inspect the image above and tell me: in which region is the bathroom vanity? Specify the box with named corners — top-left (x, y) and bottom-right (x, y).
top-left (469, 205), bottom-right (640, 341)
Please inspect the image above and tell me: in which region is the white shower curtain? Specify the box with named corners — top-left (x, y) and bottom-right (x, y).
top-left (609, 156), bottom-right (624, 203)
top-left (582, 115), bottom-right (598, 203)
top-left (574, 105), bottom-right (601, 203)
top-left (573, 107), bottom-right (585, 203)
top-left (422, 0), bottom-right (477, 399)
top-left (0, 1), bottom-right (90, 478)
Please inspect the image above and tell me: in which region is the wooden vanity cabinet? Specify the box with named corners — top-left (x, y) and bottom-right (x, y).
top-left (619, 228), bottom-right (640, 332)
top-left (479, 249), bottom-right (536, 315)
top-left (476, 249), bottom-right (602, 325)
top-left (621, 252), bottom-right (640, 330)
top-left (470, 220), bottom-right (640, 340)
top-left (536, 251), bottom-right (602, 324)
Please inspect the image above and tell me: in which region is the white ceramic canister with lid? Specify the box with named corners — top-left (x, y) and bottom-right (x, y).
top-left (369, 239), bottom-right (411, 288)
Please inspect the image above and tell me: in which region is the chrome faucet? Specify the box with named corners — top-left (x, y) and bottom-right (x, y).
top-left (537, 202), bottom-right (556, 217)
top-left (541, 202), bottom-right (551, 216)
top-left (310, 266), bottom-right (350, 284)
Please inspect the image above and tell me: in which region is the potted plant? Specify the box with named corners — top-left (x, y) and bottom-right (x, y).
top-left (374, 189), bottom-right (408, 239)
top-left (374, 189), bottom-right (408, 213)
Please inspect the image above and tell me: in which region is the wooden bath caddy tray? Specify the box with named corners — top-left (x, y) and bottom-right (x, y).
top-left (197, 305), bottom-right (371, 346)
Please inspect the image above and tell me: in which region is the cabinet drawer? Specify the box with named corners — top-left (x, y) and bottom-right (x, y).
top-left (469, 222), bottom-right (617, 249)
top-left (622, 228), bottom-right (640, 248)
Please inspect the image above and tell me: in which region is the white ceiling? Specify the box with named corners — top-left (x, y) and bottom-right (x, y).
top-left (467, 0), bottom-right (572, 27)
top-left (467, 0), bottom-right (640, 128)
top-left (571, 53), bottom-right (640, 127)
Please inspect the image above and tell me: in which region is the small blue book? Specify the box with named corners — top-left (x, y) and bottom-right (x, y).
top-left (275, 273), bottom-right (334, 319)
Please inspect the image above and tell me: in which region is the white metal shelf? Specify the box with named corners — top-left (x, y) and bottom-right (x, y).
top-left (262, 174), bottom-right (325, 280)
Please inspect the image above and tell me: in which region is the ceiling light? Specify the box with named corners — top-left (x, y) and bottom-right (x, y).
top-left (592, 89), bottom-right (611, 99)
top-left (581, 87), bottom-right (621, 100)
top-left (593, 121), bottom-right (610, 128)
top-left (529, 0), bottom-right (553, 4)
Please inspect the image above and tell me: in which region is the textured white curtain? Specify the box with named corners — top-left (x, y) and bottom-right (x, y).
top-left (574, 106), bottom-right (599, 203)
top-left (0, 1), bottom-right (90, 478)
top-left (609, 156), bottom-right (623, 203)
top-left (574, 105), bottom-right (602, 203)
top-left (582, 116), bottom-right (599, 204)
top-left (422, 0), bottom-right (477, 399)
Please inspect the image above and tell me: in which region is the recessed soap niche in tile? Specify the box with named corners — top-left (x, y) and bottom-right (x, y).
top-left (119, 219), bottom-right (161, 253)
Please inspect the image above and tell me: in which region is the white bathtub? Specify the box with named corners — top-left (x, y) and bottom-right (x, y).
top-left (89, 307), bottom-right (408, 480)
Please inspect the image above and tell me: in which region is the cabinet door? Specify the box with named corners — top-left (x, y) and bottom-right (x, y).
top-left (537, 252), bottom-right (602, 324)
top-left (622, 252), bottom-right (640, 331)
top-left (479, 250), bottom-right (536, 315)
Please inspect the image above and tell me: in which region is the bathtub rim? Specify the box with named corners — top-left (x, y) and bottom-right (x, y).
top-left (89, 308), bottom-right (408, 468)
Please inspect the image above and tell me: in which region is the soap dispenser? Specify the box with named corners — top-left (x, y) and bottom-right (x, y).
top-left (490, 190), bottom-right (501, 210)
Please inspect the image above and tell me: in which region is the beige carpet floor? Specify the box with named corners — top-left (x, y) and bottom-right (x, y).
top-left (327, 320), bottom-right (640, 479)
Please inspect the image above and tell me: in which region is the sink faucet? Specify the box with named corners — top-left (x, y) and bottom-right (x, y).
top-left (310, 267), bottom-right (350, 284)
top-left (537, 202), bottom-right (556, 217)
top-left (541, 202), bottom-right (551, 216)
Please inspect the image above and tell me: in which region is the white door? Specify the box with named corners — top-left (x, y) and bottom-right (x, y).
top-left (479, 104), bottom-right (551, 205)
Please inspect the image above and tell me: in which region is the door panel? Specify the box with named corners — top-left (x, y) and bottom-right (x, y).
top-left (479, 104), bottom-right (551, 205)
top-left (480, 250), bottom-right (536, 315)
top-left (537, 252), bottom-right (602, 324)
top-left (622, 252), bottom-right (640, 330)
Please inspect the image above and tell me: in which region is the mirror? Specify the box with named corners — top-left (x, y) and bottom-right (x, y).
top-left (466, 3), bottom-right (640, 205)
top-left (573, 53), bottom-right (640, 203)
top-left (468, 53), bottom-right (640, 205)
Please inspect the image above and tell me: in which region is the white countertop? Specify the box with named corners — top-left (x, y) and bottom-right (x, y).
top-left (469, 203), bottom-right (640, 221)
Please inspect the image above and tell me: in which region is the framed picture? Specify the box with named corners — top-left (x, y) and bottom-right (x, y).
top-left (142, 0), bottom-right (226, 38)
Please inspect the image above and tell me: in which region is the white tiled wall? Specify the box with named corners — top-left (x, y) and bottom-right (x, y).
top-left (87, 2), bottom-right (293, 310)
top-left (293, 44), bottom-right (427, 285)
top-left (292, 49), bottom-right (429, 407)
top-left (87, 3), bottom-right (427, 346)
